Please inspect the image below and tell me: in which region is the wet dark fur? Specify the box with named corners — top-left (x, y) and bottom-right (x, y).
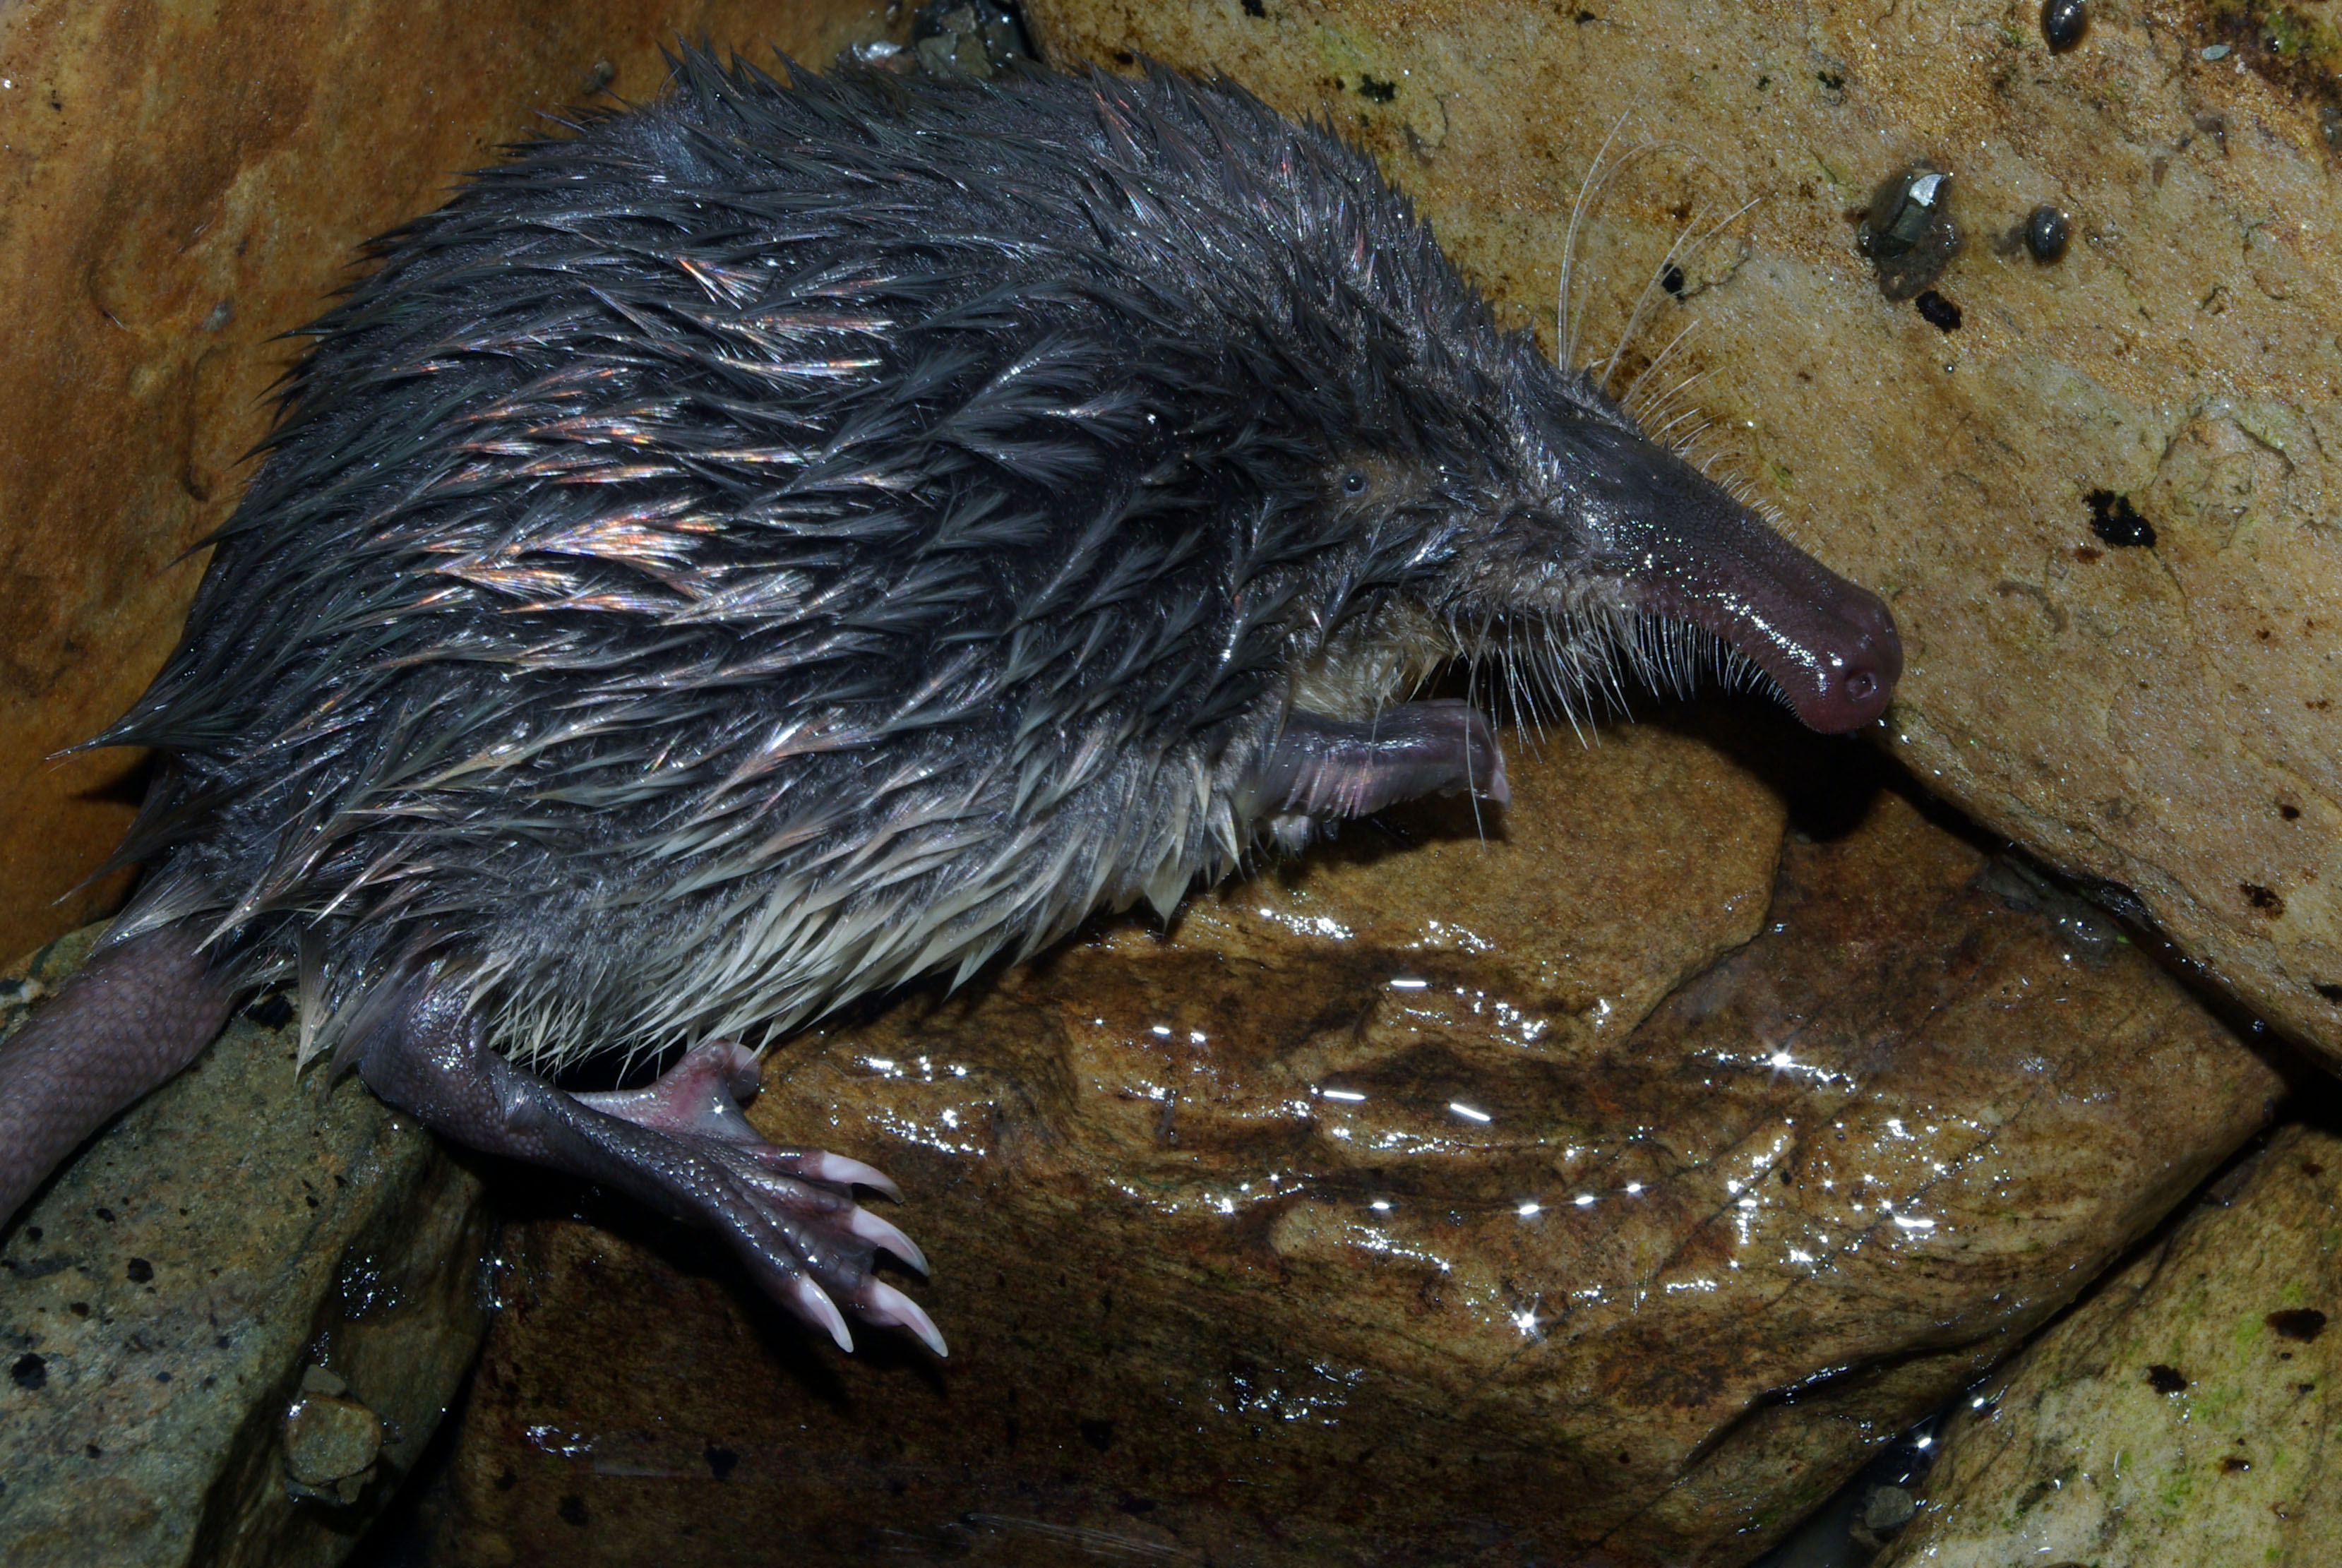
top-left (97, 53), bottom-right (1829, 1070)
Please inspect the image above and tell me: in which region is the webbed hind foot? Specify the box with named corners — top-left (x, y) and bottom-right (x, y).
top-left (354, 986), bottom-right (943, 1355)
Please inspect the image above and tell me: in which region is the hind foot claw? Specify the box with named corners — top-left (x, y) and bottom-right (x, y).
top-left (354, 996), bottom-right (943, 1355)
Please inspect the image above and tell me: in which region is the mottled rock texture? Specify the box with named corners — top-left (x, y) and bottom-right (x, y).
top-left (409, 724), bottom-right (2278, 1567)
top-left (0, 928), bottom-right (490, 1568)
top-left (0, 0), bottom-right (907, 965)
top-left (1880, 1121), bottom-right (2342, 1567)
top-left (1021, 0), bottom-right (2342, 1071)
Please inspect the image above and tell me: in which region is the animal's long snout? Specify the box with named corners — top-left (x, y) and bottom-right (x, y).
top-left (1613, 478), bottom-right (1903, 734)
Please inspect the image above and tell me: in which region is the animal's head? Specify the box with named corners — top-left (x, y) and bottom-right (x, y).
top-left (1087, 68), bottom-right (1901, 738)
top-left (1409, 358), bottom-right (1901, 736)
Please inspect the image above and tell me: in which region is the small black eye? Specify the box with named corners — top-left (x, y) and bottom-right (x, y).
top-left (1341, 469), bottom-right (1368, 496)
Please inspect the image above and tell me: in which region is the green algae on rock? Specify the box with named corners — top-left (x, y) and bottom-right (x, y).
top-left (1879, 1122), bottom-right (2342, 1567)
top-left (0, 929), bottom-right (491, 1568)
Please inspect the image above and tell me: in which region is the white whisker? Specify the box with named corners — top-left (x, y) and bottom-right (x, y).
top-left (1558, 113), bottom-right (1635, 369)
top-left (1616, 320), bottom-right (1700, 416)
top-left (1600, 196), bottom-right (1758, 391)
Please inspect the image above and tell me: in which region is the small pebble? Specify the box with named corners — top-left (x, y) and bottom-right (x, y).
top-left (283, 1389), bottom-right (383, 1492)
top-left (1875, 172), bottom-right (1950, 256)
top-left (2041, 0), bottom-right (2089, 52)
top-left (1862, 1483), bottom-right (1918, 1533)
top-left (2200, 44), bottom-right (2231, 61)
top-left (299, 1363), bottom-right (350, 1397)
top-left (2025, 205), bottom-right (2071, 263)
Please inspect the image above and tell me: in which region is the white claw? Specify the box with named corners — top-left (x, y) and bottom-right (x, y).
top-left (862, 1279), bottom-right (950, 1358)
top-left (847, 1207), bottom-right (930, 1275)
top-left (806, 1151), bottom-right (904, 1202)
top-left (793, 1275), bottom-right (854, 1353)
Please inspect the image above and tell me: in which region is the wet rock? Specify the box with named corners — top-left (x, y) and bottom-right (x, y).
top-left (1016, 0), bottom-right (2342, 1076)
top-left (1860, 1483), bottom-right (1916, 1534)
top-left (0, 928), bottom-right (491, 1568)
top-left (0, 0), bottom-right (914, 966)
top-left (410, 720), bottom-right (2277, 1566)
top-left (1879, 1122), bottom-right (2342, 1567)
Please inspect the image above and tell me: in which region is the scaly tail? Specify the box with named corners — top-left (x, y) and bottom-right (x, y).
top-left (0, 924), bottom-right (234, 1226)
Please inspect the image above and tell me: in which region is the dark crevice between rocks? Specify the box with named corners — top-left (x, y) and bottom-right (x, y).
top-left (1749, 1404), bottom-right (1948, 1566)
top-left (1750, 1113), bottom-right (2324, 1567)
top-left (341, 1351), bottom-right (481, 1568)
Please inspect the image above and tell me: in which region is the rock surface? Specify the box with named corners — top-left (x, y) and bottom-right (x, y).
top-left (1019, 0), bottom-right (2342, 1070)
top-left (408, 718), bottom-right (2279, 1567)
top-left (0, 0), bottom-right (909, 966)
top-left (0, 929), bottom-right (491, 1568)
top-left (1880, 1120), bottom-right (2342, 1567)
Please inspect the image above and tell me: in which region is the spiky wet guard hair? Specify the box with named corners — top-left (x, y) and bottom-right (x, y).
top-left (102, 50), bottom-right (1617, 1070)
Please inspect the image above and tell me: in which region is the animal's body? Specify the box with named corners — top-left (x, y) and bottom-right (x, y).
top-left (0, 52), bottom-right (1897, 1353)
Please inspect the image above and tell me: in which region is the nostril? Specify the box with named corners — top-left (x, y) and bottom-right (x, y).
top-left (1843, 594), bottom-right (1904, 683)
top-left (1845, 671), bottom-right (1878, 704)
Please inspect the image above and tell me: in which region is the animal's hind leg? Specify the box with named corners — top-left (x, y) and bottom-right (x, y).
top-left (353, 982), bottom-right (943, 1356)
top-left (1, 926), bottom-right (236, 1226)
